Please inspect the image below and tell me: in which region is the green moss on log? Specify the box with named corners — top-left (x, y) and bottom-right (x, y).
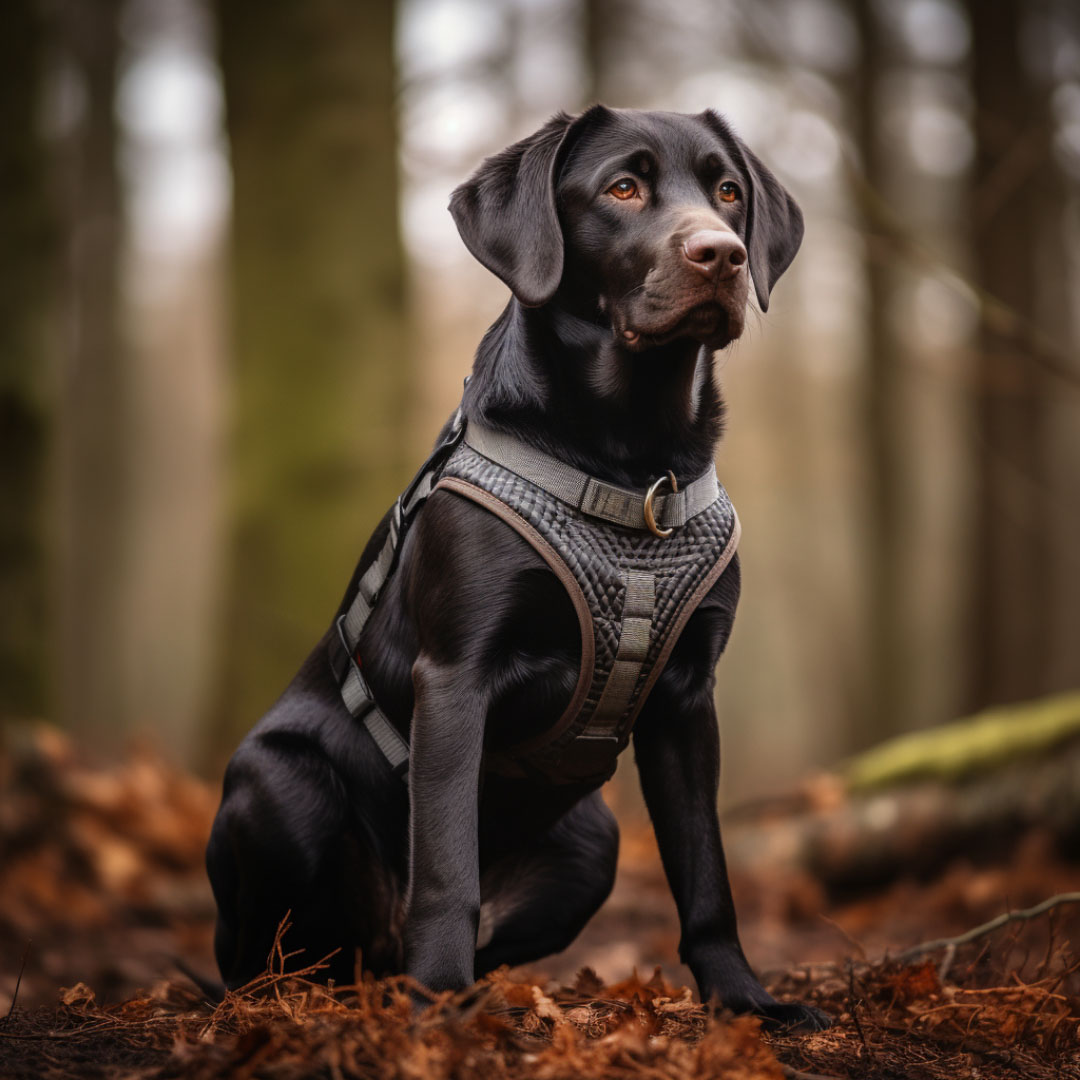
top-left (844, 691), bottom-right (1080, 791)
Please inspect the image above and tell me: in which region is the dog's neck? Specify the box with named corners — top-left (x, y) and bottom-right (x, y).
top-left (463, 299), bottom-right (725, 490)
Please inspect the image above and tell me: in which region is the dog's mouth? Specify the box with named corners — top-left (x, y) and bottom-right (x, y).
top-left (617, 300), bottom-right (739, 352)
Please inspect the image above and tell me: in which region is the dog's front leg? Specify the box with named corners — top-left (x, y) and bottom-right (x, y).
top-left (633, 677), bottom-right (830, 1031)
top-left (633, 680), bottom-right (764, 1006)
top-left (402, 653), bottom-right (486, 994)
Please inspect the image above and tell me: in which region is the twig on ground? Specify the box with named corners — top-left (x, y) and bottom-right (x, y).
top-left (892, 893), bottom-right (1080, 964)
top-left (1, 940), bottom-right (31, 1024)
top-left (937, 943), bottom-right (957, 982)
top-left (847, 962), bottom-right (869, 1053)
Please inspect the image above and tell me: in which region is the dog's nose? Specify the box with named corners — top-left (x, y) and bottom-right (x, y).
top-left (682, 230), bottom-right (746, 279)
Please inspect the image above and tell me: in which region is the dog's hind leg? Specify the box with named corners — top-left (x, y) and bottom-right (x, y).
top-left (207, 729), bottom-right (403, 989)
top-left (473, 789), bottom-right (618, 976)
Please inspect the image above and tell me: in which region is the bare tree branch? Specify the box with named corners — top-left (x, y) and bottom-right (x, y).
top-left (892, 892), bottom-right (1080, 963)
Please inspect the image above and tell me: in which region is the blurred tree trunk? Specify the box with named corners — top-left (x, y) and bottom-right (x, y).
top-left (1035, 4), bottom-right (1080, 701)
top-left (583, 0), bottom-right (650, 107)
top-left (582, 0), bottom-right (618, 105)
top-left (54, 0), bottom-right (130, 745)
top-left (964, 0), bottom-right (1057, 711)
top-left (0, 0), bottom-right (55, 720)
top-left (212, 0), bottom-right (410, 757)
top-left (852, 0), bottom-right (906, 740)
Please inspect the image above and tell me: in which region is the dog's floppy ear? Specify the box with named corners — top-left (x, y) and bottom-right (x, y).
top-left (702, 111), bottom-right (803, 312)
top-left (449, 108), bottom-right (604, 308)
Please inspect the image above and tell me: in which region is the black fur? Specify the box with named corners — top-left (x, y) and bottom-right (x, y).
top-left (207, 107), bottom-right (828, 1032)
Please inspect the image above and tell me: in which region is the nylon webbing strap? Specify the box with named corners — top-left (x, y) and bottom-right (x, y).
top-left (341, 508), bottom-right (400, 643)
top-left (464, 425), bottom-right (719, 531)
top-left (582, 569), bottom-right (655, 739)
top-left (336, 618), bottom-right (410, 773)
top-left (331, 400), bottom-right (468, 777)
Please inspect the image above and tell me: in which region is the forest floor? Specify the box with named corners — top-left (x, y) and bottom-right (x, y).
top-left (2, 725), bottom-right (1080, 1079)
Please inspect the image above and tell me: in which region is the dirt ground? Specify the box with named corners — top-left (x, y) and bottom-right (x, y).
top-left (2, 726), bottom-right (1080, 1078)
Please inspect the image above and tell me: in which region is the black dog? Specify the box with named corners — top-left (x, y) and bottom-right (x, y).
top-left (207, 105), bottom-right (829, 1031)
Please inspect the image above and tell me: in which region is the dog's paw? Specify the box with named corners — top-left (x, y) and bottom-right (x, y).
top-left (755, 999), bottom-right (832, 1033)
top-left (702, 984), bottom-right (832, 1033)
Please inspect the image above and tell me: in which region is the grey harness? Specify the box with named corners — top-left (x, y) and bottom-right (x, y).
top-left (328, 403), bottom-right (740, 784)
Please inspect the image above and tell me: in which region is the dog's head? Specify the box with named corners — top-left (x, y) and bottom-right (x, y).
top-left (449, 106), bottom-right (803, 352)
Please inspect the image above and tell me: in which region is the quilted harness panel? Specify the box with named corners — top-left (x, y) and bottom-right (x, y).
top-left (436, 440), bottom-right (740, 783)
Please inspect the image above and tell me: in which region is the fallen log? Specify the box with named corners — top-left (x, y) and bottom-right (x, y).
top-left (726, 692), bottom-right (1080, 895)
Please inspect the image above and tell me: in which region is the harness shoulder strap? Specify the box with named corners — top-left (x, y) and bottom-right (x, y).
top-left (328, 399), bottom-right (467, 777)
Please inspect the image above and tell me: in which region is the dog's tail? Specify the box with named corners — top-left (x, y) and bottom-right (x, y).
top-left (171, 957), bottom-right (226, 1004)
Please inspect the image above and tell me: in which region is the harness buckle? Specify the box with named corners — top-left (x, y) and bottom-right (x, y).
top-left (643, 470), bottom-right (678, 538)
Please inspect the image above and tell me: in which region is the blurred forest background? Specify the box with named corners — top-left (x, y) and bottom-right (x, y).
top-left (1, 0), bottom-right (1079, 805)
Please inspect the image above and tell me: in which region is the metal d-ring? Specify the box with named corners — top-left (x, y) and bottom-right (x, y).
top-left (643, 470), bottom-right (678, 538)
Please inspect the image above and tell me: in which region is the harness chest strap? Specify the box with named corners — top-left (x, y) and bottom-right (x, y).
top-left (588, 567), bottom-right (655, 738)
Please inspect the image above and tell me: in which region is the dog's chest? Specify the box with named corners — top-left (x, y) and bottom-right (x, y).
top-left (435, 442), bottom-right (739, 784)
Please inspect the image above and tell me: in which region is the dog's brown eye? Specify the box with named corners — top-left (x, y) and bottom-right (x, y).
top-left (719, 181), bottom-right (741, 203)
top-left (609, 178), bottom-right (638, 200)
